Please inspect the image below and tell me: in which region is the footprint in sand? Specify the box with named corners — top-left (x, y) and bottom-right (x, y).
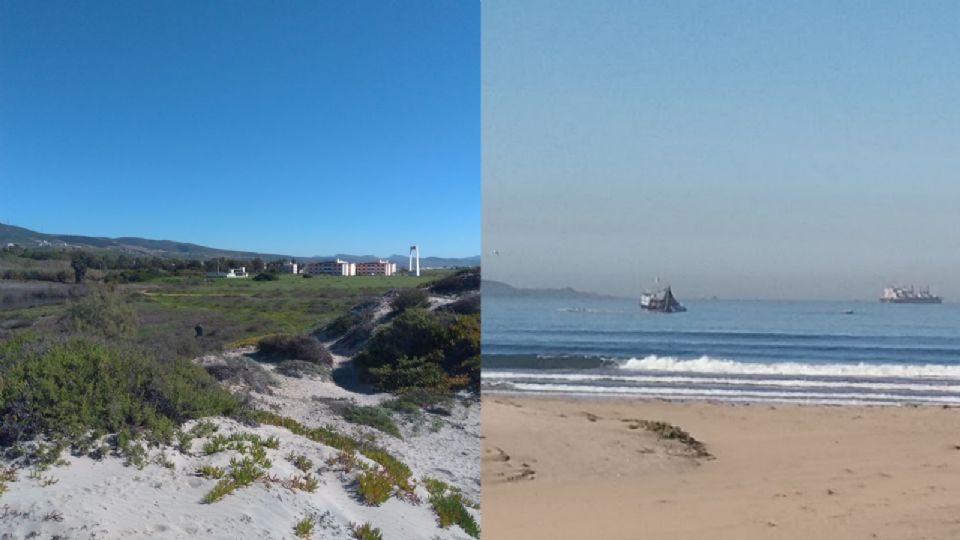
top-left (505, 463), bottom-right (536, 482)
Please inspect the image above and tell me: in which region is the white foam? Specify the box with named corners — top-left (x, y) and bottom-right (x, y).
top-left (481, 371), bottom-right (960, 394)
top-left (508, 382), bottom-right (960, 405)
top-left (617, 355), bottom-right (960, 380)
top-left (482, 388), bottom-right (914, 407)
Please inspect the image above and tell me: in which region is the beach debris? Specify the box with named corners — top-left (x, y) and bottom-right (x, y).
top-left (622, 419), bottom-right (713, 459)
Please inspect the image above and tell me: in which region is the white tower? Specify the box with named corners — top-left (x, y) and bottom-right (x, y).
top-left (408, 245), bottom-right (420, 277)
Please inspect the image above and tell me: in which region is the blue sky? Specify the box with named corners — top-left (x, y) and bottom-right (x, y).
top-left (483, 0), bottom-right (960, 299)
top-left (0, 1), bottom-right (479, 258)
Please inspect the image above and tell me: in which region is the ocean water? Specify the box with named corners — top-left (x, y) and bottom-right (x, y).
top-left (482, 296), bottom-right (960, 405)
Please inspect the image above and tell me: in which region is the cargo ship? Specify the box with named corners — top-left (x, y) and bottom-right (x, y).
top-left (880, 286), bottom-right (942, 304)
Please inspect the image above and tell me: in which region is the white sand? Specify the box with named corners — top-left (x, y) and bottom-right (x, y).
top-left (0, 350), bottom-right (479, 539)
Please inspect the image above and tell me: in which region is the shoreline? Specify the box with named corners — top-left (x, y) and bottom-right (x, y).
top-left (482, 395), bottom-right (960, 540)
top-left (482, 389), bottom-right (960, 408)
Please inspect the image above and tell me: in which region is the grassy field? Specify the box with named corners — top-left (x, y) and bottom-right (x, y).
top-left (1, 270), bottom-right (451, 349)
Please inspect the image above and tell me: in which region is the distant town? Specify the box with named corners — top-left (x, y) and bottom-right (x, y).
top-left (207, 245), bottom-right (421, 279)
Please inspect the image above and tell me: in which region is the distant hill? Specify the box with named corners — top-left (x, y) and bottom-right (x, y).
top-left (482, 280), bottom-right (620, 299)
top-left (0, 224), bottom-right (479, 267)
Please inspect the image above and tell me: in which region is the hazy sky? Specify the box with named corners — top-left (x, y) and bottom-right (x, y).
top-left (483, 0), bottom-right (960, 300)
top-left (1, 1), bottom-right (479, 258)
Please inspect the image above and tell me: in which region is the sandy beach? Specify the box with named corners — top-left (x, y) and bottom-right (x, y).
top-left (482, 396), bottom-right (960, 540)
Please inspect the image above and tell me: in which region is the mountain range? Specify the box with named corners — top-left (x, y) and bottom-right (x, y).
top-left (0, 224), bottom-right (479, 268)
top-left (482, 280), bottom-right (621, 299)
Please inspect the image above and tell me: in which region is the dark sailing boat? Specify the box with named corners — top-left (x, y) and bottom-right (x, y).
top-left (640, 279), bottom-right (686, 313)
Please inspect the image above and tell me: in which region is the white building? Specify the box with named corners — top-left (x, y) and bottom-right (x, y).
top-left (303, 259), bottom-right (356, 276)
top-left (206, 267), bottom-right (248, 278)
top-left (356, 260), bottom-right (398, 276)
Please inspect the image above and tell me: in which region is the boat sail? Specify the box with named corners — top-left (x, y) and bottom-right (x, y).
top-left (640, 278), bottom-right (687, 313)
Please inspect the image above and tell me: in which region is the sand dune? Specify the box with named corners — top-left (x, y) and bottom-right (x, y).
top-left (0, 350), bottom-right (479, 539)
top-left (482, 397), bottom-right (960, 540)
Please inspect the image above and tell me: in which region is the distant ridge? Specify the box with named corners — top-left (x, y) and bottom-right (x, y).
top-left (0, 224), bottom-right (479, 267)
top-left (482, 280), bottom-right (621, 299)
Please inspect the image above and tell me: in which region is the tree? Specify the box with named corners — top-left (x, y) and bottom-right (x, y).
top-left (70, 256), bottom-right (87, 284)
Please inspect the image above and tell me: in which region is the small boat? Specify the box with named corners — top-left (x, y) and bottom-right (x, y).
top-left (640, 279), bottom-right (686, 313)
top-left (843, 309), bottom-right (855, 315)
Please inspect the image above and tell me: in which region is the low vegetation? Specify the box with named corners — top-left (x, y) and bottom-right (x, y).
top-left (274, 360), bottom-right (329, 379)
top-left (439, 293), bottom-right (480, 315)
top-left (339, 405), bottom-right (402, 438)
top-left (204, 357), bottom-right (278, 394)
top-left (286, 453), bottom-right (314, 473)
top-left (322, 301), bottom-right (376, 339)
top-left (354, 309), bottom-right (479, 393)
top-left (64, 286), bottom-right (138, 339)
top-left (255, 412), bottom-right (413, 495)
top-left (0, 466), bottom-right (17, 495)
top-left (257, 334), bottom-right (332, 365)
top-left (425, 267), bottom-right (480, 295)
top-left (381, 390), bottom-right (453, 415)
top-left (351, 522), bottom-right (383, 540)
top-left (356, 470), bottom-right (393, 505)
top-left (293, 516), bottom-right (314, 538)
top-left (196, 465), bottom-right (225, 479)
top-left (390, 288), bottom-right (429, 313)
top-left (201, 452), bottom-right (271, 504)
top-left (0, 335), bottom-right (238, 447)
top-left (423, 477), bottom-right (480, 538)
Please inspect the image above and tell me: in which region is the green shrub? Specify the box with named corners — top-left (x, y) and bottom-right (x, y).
top-left (64, 286), bottom-right (138, 338)
top-left (293, 517), bottom-right (314, 538)
top-left (390, 288), bottom-right (429, 313)
top-left (424, 478), bottom-right (480, 538)
top-left (275, 360), bottom-right (329, 379)
top-left (122, 443), bottom-right (148, 470)
top-left (0, 466), bottom-right (17, 496)
top-left (431, 492), bottom-right (480, 538)
top-left (252, 272), bottom-right (279, 282)
top-left (439, 293), bottom-right (480, 315)
top-left (287, 473), bottom-right (319, 493)
top-left (189, 420), bottom-right (219, 438)
top-left (202, 455), bottom-right (265, 503)
top-left (175, 430), bottom-right (193, 454)
top-left (201, 478), bottom-right (236, 503)
top-left (196, 465), bottom-right (225, 479)
top-left (286, 453), bottom-right (314, 473)
top-left (340, 405), bottom-right (401, 438)
top-left (254, 412), bottom-right (412, 492)
top-left (353, 309), bottom-right (479, 392)
top-left (0, 336), bottom-right (239, 447)
top-left (367, 356), bottom-right (449, 392)
top-left (257, 334), bottom-right (332, 365)
top-left (351, 522), bottom-right (383, 540)
top-left (426, 267), bottom-right (480, 295)
top-left (204, 357), bottom-right (277, 394)
top-left (359, 447), bottom-right (411, 491)
top-left (382, 390), bottom-right (452, 415)
top-left (322, 303), bottom-right (375, 339)
top-left (356, 470), bottom-right (393, 505)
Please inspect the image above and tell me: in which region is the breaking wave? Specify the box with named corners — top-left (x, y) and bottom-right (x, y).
top-left (617, 355), bottom-right (960, 380)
